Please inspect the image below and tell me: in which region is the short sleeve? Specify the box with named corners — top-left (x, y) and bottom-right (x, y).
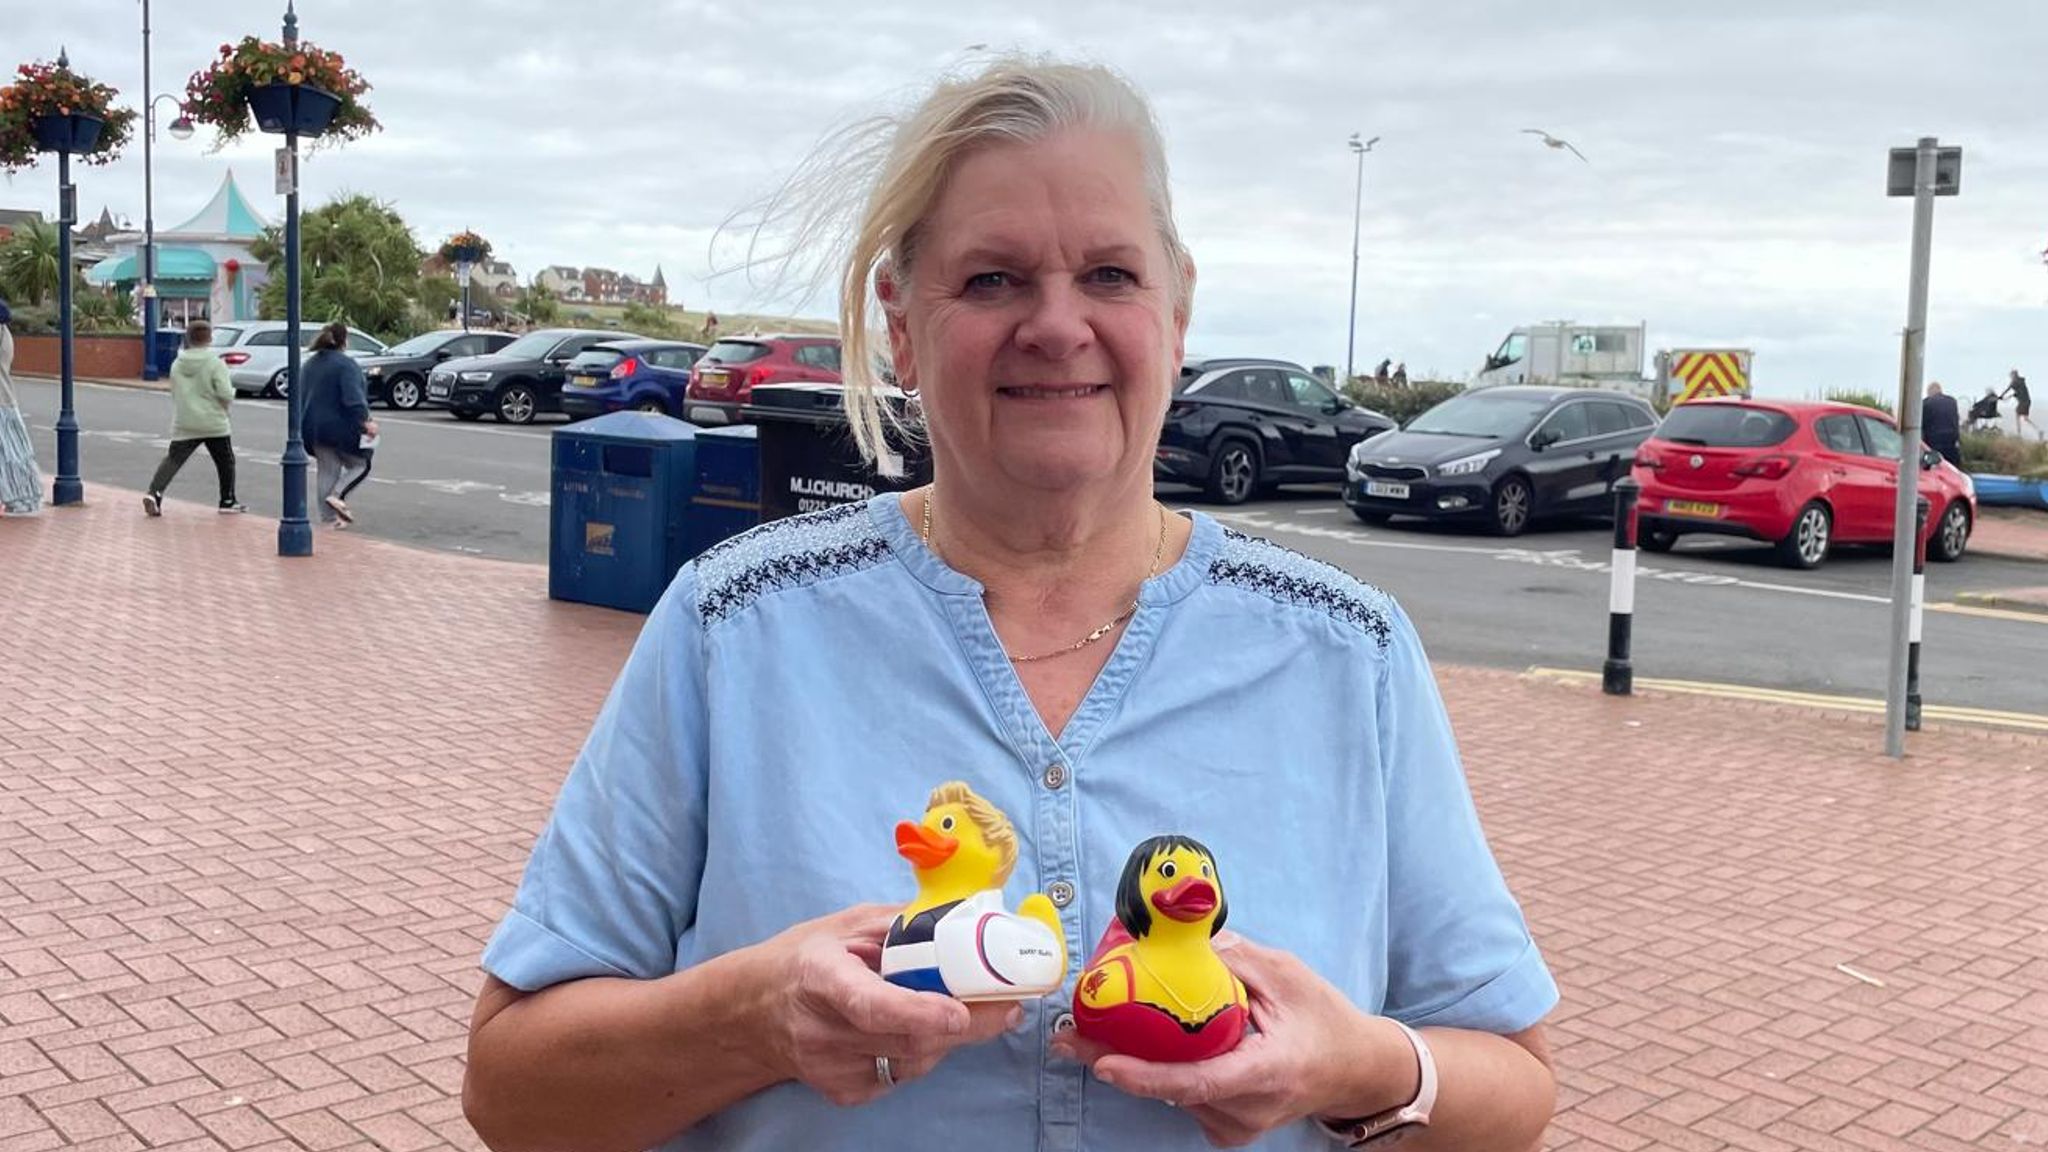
top-left (1376, 600), bottom-right (1558, 1034)
top-left (480, 570), bottom-right (711, 990)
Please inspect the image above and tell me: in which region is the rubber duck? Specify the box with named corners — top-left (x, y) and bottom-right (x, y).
top-left (1073, 835), bottom-right (1248, 1063)
top-left (880, 781), bottom-right (1067, 1001)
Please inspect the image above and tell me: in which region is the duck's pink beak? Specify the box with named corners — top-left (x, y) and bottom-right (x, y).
top-left (1151, 878), bottom-right (1217, 923)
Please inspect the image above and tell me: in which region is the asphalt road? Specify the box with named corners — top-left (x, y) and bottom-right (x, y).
top-left (17, 376), bottom-right (2047, 714)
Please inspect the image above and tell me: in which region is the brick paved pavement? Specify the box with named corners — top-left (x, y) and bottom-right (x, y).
top-left (2, 484), bottom-right (2043, 1152)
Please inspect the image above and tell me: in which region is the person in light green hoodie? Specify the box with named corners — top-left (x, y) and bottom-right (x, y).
top-left (143, 320), bottom-right (246, 515)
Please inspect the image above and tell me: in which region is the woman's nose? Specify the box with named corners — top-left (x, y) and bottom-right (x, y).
top-left (1013, 280), bottom-right (1093, 361)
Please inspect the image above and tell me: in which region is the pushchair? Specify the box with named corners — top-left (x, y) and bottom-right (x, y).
top-left (1967, 391), bottom-right (2002, 431)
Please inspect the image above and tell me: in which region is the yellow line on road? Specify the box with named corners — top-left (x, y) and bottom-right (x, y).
top-left (1935, 601), bottom-right (2048, 625)
top-left (1525, 667), bottom-right (2048, 734)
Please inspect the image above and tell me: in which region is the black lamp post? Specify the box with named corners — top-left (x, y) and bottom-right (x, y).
top-left (139, 0), bottom-right (193, 381)
top-left (29, 48), bottom-right (104, 508)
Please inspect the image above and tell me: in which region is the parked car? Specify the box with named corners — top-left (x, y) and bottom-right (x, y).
top-left (1155, 356), bottom-right (1395, 503)
top-left (360, 329), bottom-right (516, 410)
top-left (425, 327), bottom-right (642, 424)
top-left (684, 334), bottom-right (841, 425)
top-left (214, 320), bottom-right (386, 398)
top-left (1631, 398), bottom-right (1975, 569)
top-left (559, 340), bottom-right (709, 419)
top-left (1344, 385), bottom-right (1660, 535)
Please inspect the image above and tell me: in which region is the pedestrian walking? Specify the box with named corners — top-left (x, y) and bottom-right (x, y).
top-left (2003, 369), bottom-right (2037, 439)
top-left (1922, 381), bottom-right (1963, 470)
top-left (301, 321), bottom-right (376, 528)
top-left (142, 320), bottom-right (246, 516)
top-left (0, 296), bottom-right (45, 516)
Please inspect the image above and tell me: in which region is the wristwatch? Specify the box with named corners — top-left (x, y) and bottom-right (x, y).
top-left (1314, 1020), bottom-right (1437, 1148)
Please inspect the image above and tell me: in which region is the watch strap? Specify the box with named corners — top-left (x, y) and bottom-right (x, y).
top-left (1314, 1020), bottom-right (1437, 1148)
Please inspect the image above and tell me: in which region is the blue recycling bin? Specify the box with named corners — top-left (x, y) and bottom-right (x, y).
top-left (549, 411), bottom-right (702, 614)
top-left (690, 424), bottom-right (761, 553)
top-left (151, 329), bottom-right (183, 377)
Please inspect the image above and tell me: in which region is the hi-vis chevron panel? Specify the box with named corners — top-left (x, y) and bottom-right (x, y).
top-left (1671, 351), bottom-right (1750, 403)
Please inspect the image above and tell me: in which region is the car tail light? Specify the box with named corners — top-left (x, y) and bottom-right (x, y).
top-left (609, 358), bottom-right (638, 380)
top-left (738, 365), bottom-right (774, 395)
top-left (1633, 449), bottom-right (1664, 470)
top-left (221, 352), bottom-right (250, 366)
top-left (1166, 402), bottom-right (1197, 421)
top-left (1732, 455), bottom-right (1794, 480)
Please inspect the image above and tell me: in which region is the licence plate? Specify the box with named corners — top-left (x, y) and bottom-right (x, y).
top-left (428, 383), bottom-right (451, 398)
top-left (698, 370), bottom-right (728, 386)
top-left (1365, 480), bottom-right (1410, 500)
top-left (1666, 500), bottom-right (1723, 518)
top-left (569, 375), bottom-right (599, 388)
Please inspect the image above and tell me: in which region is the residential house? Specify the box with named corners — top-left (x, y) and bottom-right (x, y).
top-left (536, 265), bottom-right (585, 301)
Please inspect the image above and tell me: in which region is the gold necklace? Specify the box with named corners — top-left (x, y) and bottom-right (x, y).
top-left (921, 492), bottom-right (1168, 664)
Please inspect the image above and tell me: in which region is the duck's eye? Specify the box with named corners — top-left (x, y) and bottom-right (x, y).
top-left (940, 816), bottom-right (956, 831)
top-left (1200, 862), bottom-right (1212, 878)
top-left (1159, 860), bottom-right (1178, 879)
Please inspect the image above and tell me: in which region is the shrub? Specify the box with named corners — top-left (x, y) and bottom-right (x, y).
top-left (1340, 379), bottom-right (1464, 425)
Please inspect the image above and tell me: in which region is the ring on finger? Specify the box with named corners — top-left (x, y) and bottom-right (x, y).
top-left (875, 1055), bottom-right (895, 1089)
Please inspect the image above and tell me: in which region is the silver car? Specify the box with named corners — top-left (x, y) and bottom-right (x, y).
top-left (212, 320), bottom-right (386, 398)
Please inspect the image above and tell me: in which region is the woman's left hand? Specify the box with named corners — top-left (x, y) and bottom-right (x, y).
top-left (1051, 933), bottom-right (1409, 1149)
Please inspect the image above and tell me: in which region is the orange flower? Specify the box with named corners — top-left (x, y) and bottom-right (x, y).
top-left (288, 71), bottom-right (303, 85)
top-left (291, 54), bottom-right (306, 68)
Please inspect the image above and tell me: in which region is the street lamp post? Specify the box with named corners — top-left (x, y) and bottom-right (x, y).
top-left (139, 0), bottom-right (193, 381)
top-left (277, 1), bottom-right (312, 557)
top-left (1344, 133), bottom-right (1378, 387)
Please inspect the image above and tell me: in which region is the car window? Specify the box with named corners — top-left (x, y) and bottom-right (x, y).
top-left (1285, 372), bottom-right (1340, 410)
top-left (247, 330), bottom-right (289, 347)
top-left (448, 335), bottom-right (485, 357)
top-left (482, 334), bottom-right (516, 354)
top-left (1655, 404), bottom-right (1797, 447)
top-left (1241, 369), bottom-right (1289, 407)
top-left (656, 348), bottom-right (701, 370)
top-left (1857, 414), bottom-right (1904, 459)
top-left (795, 346), bottom-right (825, 368)
top-left (556, 337), bottom-right (600, 359)
top-left (1537, 403), bottom-right (1592, 443)
top-left (1814, 414), bottom-right (1866, 454)
top-left (210, 326), bottom-right (243, 345)
top-left (1628, 404), bottom-right (1659, 430)
top-left (705, 340), bottom-right (771, 365)
top-left (568, 348), bottom-right (625, 372)
top-left (346, 331), bottom-right (382, 354)
top-left (1195, 372), bottom-right (1247, 401)
top-left (1588, 402), bottom-right (1632, 437)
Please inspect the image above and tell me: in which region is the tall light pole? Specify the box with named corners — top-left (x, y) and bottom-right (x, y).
top-left (139, 0), bottom-right (194, 381)
top-left (1344, 133), bottom-right (1378, 387)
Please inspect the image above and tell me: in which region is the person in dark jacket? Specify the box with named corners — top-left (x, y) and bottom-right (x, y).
top-left (2004, 369), bottom-right (2037, 440)
top-left (300, 322), bottom-right (377, 527)
top-left (1921, 381), bottom-right (1963, 470)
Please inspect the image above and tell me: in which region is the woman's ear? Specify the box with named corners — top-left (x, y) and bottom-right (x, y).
top-left (878, 265), bottom-right (917, 394)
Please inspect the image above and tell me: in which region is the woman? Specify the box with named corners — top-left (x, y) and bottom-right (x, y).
top-left (300, 321), bottom-right (376, 527)
top-left (141, 320), bottom-right (246, 516)
top-left (466, 60), bottom-right (1556, 1152)
top-left (0, 296), bottom-right (44, 516)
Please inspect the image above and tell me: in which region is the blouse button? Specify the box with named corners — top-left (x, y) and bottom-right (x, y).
top-left (1052, 1012), bottom-right (1077, 1034)
top-left (1047, 880), bottom-right (1075, 907)
top-left (1043, 763), bottom-right (1068, 790)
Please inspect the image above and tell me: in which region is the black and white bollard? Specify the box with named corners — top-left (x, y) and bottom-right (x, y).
top-left (1906, 496), bottom-right (1929, 731)
top-left (1603, 477), bottom-right (1641, 696)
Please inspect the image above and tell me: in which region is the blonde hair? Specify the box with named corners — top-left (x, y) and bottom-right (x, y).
top-left (789, 58), bottom-right (1192, 462)
top-left (927, 780), bottom-right (1017, 883)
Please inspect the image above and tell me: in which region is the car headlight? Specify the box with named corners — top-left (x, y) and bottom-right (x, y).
top-left (459, 371), bottom-right (494, 383)
top-left (1437, 449), bottom-right (1501, 477)
top-left (365, 365), bottom-right (383, 377)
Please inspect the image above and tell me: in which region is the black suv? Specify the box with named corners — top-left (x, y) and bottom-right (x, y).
top-left (362, 329), bottom-right (516, 410)
top-left (1156, 356), bottom-right (1395, 503)
top-left (1343, 385), bottom-right (1660, 535)
top-left (426, 327), bottom-right (643, 424)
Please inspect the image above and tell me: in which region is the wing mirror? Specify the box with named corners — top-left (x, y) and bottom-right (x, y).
top-left (1921, 447), bottom-right (1941, 470)
top-left (1531, 428), bottom-right (1561, 451)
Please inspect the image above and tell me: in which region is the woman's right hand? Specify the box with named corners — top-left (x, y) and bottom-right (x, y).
top-left (748, 903), bottom-right (1022, 1106)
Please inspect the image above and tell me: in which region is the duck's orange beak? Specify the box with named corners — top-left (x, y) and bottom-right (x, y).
top-left (1151, 878), bottom-right (1217, 923)
top-left (895, 821), bottom-right (959, 870)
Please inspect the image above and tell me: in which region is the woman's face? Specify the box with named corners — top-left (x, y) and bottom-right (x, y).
top-left (887, 128), bottom-right (1189, 499)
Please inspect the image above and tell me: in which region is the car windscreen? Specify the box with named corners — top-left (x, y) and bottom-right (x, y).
top-left (1406, 391), bottom-right (1554, 438)
top-left (209, 326), bottom-right (243, 345)
top-left (568, 348), bottom-right (626, 372)
top-left (1656, 405), bottom-right (1798, 448)
top-left (384, 332), bottom-right (450, 357)
top-left (703, 340), bottom-right (771, 364)
top-left (495, 331), bottom-right (567, 360)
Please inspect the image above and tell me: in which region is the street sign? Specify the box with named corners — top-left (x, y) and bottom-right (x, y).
top-left (58, 184), bottom-right (77, 226)
top-left (274, 148), bottom-right (297, 196)
top-left (1887, 146), bottom-right (1961, 197)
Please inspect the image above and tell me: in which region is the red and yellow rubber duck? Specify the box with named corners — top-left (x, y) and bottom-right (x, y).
top-left (1074, 834), bottom-right (1248, 1063)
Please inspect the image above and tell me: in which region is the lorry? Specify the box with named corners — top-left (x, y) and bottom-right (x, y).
top-left (1474, 321), bottom-right (1753, 406)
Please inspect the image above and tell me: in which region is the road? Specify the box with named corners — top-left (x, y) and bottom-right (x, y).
top-left (16, 376), bottom-right (2048, 714)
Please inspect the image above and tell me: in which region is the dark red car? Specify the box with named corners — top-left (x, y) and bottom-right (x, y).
top-left (1631, 398), bottom-right (1975, 569)
top-left (683, 334), bottom-right (842, 425)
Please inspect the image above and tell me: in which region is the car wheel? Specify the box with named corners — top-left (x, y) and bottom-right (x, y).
top-left (1640, 528), bottom-right (1677, 553)
top-left (632, 397), bottom-right (669, 415)
top-left (263, 370), bottom-right (288, 399)
top-left (1776, 501), bottom-right (1832, 569)
top-left (1488, 475), bottom-right (1533, 537)
top-left (1204, 439), bottom-right (1260, 505)
top-left (387, 375), bottom-right (423, 410)
top-left (496, 385), bottom-right (538, 425)
top-left (452, 409), bottom-right (482, 422)
top-left (1930, 500), bottom-right (1971, 563)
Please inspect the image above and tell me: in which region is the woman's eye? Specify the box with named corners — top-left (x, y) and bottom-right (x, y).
top-left (1087, 267), bottom-right (1136, 287)
top-left (965, 272), bottom-right (1011, 292)
top-left (1159, 861), bottom-right (1177, 879)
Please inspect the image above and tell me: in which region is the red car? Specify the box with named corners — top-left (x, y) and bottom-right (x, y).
top-left (1631, 398), bottom-right (1975, 569)
top-left (683, 334), bottom-right (842, 425)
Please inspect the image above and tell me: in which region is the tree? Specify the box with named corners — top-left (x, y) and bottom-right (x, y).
top-left (621, 300), bottom-right (681, 338)
top-left (519, 285), bottom-right (561, 325)
top-left (0, 218), bottom-right (61, 306)
top-left (249, 194), bottom-right (423, 341)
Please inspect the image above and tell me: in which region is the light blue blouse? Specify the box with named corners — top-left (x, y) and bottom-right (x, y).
top-left (482, 493), bottom-right (1557, 1152)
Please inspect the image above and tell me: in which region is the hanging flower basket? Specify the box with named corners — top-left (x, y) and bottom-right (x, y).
top-left (439, 230), bottom-right (492, 266)
top-left (0, 57), bottom-right (136, 172)
top-left (183, 35), bottom-right (376, 148)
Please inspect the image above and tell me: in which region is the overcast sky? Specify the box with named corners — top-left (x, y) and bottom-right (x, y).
top-left (7, 0), bottom-right (2045, 397)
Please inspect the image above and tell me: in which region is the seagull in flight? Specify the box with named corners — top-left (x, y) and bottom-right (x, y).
top-left (1522, 129), bottom-right (1589, 163)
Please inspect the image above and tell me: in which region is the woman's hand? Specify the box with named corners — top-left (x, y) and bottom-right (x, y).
top-left (751, 904), bottom-right (1021, 1107)
top-left (1052, 933), bottom-right (1414, 1148)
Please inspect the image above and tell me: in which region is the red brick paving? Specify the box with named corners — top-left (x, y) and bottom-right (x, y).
top-left (2, 483), bottom-right (2044, 1151)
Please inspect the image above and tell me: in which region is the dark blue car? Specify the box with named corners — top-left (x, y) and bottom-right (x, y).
top-left (559, 339), bottom-right (708, 418)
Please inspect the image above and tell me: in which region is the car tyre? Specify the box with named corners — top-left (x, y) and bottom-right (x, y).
top-left (263, 370), bottom-right (288, 400)
top-left (1639, 528), bottom-right (1677, 553)
top-left (1203, 438), bottom-right (1260, 505)
top-left (632, 397), bottom-right (669, 415)
top-left (387, 375), bottom-right (424, 410)
top-left (1488, 475), bottom-right (1533, 537)
top-left (1929, 500), bottom-right (1970, 563)
top-left (496, 385), bottom-right (538, 425)
top-left (1776, 501), bottom-right (1832, 569)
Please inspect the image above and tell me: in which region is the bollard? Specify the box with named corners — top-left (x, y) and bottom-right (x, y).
top-left (1603, 477), bottom-right (1641, 696)
top-left (1906, 496), bottom-right (1929, 731)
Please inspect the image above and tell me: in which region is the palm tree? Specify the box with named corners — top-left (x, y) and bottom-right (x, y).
top-left (0, 220), bottom-right (62, 307)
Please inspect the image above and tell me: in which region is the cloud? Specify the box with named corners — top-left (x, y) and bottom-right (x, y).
top-left (6, 0), bottom-right (2044, 395)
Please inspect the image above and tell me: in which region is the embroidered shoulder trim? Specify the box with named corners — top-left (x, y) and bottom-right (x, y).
top-left (695, 502), bottom-right (891, 626)
top-left (1207, 528), bottom-right (1393, 648)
